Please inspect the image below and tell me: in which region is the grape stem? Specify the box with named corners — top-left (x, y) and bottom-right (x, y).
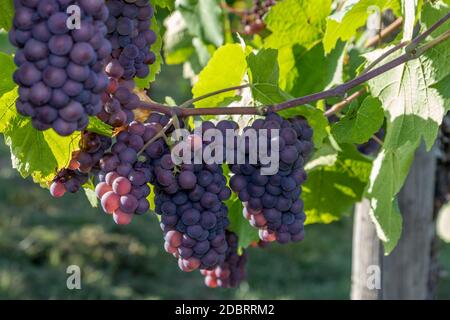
top-left (323, 89), bottom-right (366, 117)
top-left (139, 13), bottom-right (450, 118)
top-left (178, 84), bottom-right (251, 109)
top-left (324, 32), bottom-right (411, 117)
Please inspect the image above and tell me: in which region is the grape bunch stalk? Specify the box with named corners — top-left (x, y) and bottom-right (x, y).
top-left (10, 0), bottom-right (111, 136)
top-left (229, 113), bottom-right (313, 244)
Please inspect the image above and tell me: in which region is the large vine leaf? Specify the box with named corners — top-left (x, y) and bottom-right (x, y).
top-left (365, 1), bottom-right (449, 254)
top-left (332, 96), bottom-right (384, 144)
top-left (263, 0), bottom-right (332, 91)
top-left (0, 87), bottom-right (17, 133)
top-left (323, 0), bottom-right (402, 54)
top-left (3, 114), bottom-right (80, 186)
top-left (0, 0), bottom-right (14, 31)
top-left (366, 140), bottom-right (418, 254)
top-left (303, 143), bottom-right (372, 224)
top-left (291, 41), bottom-right (346, 97)
top-left (192, 44), bottom-right (247, 108)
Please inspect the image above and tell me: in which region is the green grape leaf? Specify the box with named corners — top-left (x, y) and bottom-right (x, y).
top-left (226, 195), bottom-right (259, 250)
top-left (135, 13), bottom-right (163, 89)
top-left (420, 1), bottom-right (450, 83)
top-left (222, 164), bottom-right (259, 249)
top-left (332, 96), bottom-right (384, 144)
top-left (147, 184), bottom-right (156, 212)
top-left (177, 0), bottom-right (224, 47)
top-left (192, 44), bottom-right (247, 108)
top-left (365, 2), bottom-right (449, 254)
top-left (291, 41), bottom-right (346, 97)
top-left (86, 117), bottom-right (113, 137)
top-left (247, 48), bottom-right (292, 104)
top-left (84, 188), bottom-right (99, 208)
top-left (303, 143), bottom-right (372, 224)
top-left (323, 0), bottom-right (402, 54)
top-left (278, 105), bottom-right (329, 148)
top-left (0, 87), bottom-right (18, 133)
top-left (263, 0), bottom-right (332, 91)
top-left (366, 140), bottom-right (419, 255)
top-left (3, 115), bottom-right (80, 186)
top-left (83, 179), bottom-right (98, 208)
top-left (0, 53), bottom-right (16, 96)
top-left (0, 0), bottom-right (14, 31)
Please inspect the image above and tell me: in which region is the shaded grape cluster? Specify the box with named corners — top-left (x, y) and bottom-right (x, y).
top-left (229, 113), bottom-right (313, 244)
top-left (50, 131), bottom-right (111, 197)
top-left (95, 120), bottom-right (162, 224)
top-left (357, 128), bottom-right (385, 156)
top-left (105, 0), bottom-right (157, 80)
top-left (200, 231), bottom-right (247, 288)
top-left (98, 75), bottom-right (140, 127)
top-left (153, 122), bottom-right (237, 272)
top-left (76, 131), bottom-right (113, 172)
top-left (242, 0), bottom-right (276, 35)
top-left (10, 0), bottom-right (111, 136)
top-left (50, 168), bottom-right (89, 198)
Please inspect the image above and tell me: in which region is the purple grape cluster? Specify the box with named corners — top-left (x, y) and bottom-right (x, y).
top-left (105, 0), bottom-right (157, 80)
top-left (94, 120), bottom-right (164, 224)
top-left (200, 231), bottom-right (247, 288)
top-left (50, 131), bottom-right (111, 197)
top-left (76, 131), bottom-right (113, 172)
top-left (98, 76), bottom-right (140, 127)
top-left (153, 122), bottom-right (237, 272)
top-left (50, 168), bottom-right (89, 198)
top-left (229, 113), bottom-right (313, 244)
top-left (242, 0), bottom-right (276, 35)
top-left (10, 0), bottom-right (111, 136)
top-left (357, 128), bottom-right (385, 156)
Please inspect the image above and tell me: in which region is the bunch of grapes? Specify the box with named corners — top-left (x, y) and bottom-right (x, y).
top-left (357, 128), bottom-right (385, 156)
top-left (76, 131), bottom-right (113, 172)
top-left (50, 168), bottom-right (89, 198)
top-left (98, 74), bottom-right (141, 127)
top-left (242, 0), bottom-right (276, 35)
top-left (229, 113), bottom-right (313, 244)
top-left (105, 0), bottom-right (157, 80)
top-left (94, 120), bottom-right (164, 224)
top-left (200, 231), bottom-right (247, 288)
top-left (153, 121), bottom-right (238, 272)
top-left (10, 0), bottom-right (111, 136)
top-left (50, 131), bottom-right (112, 197)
